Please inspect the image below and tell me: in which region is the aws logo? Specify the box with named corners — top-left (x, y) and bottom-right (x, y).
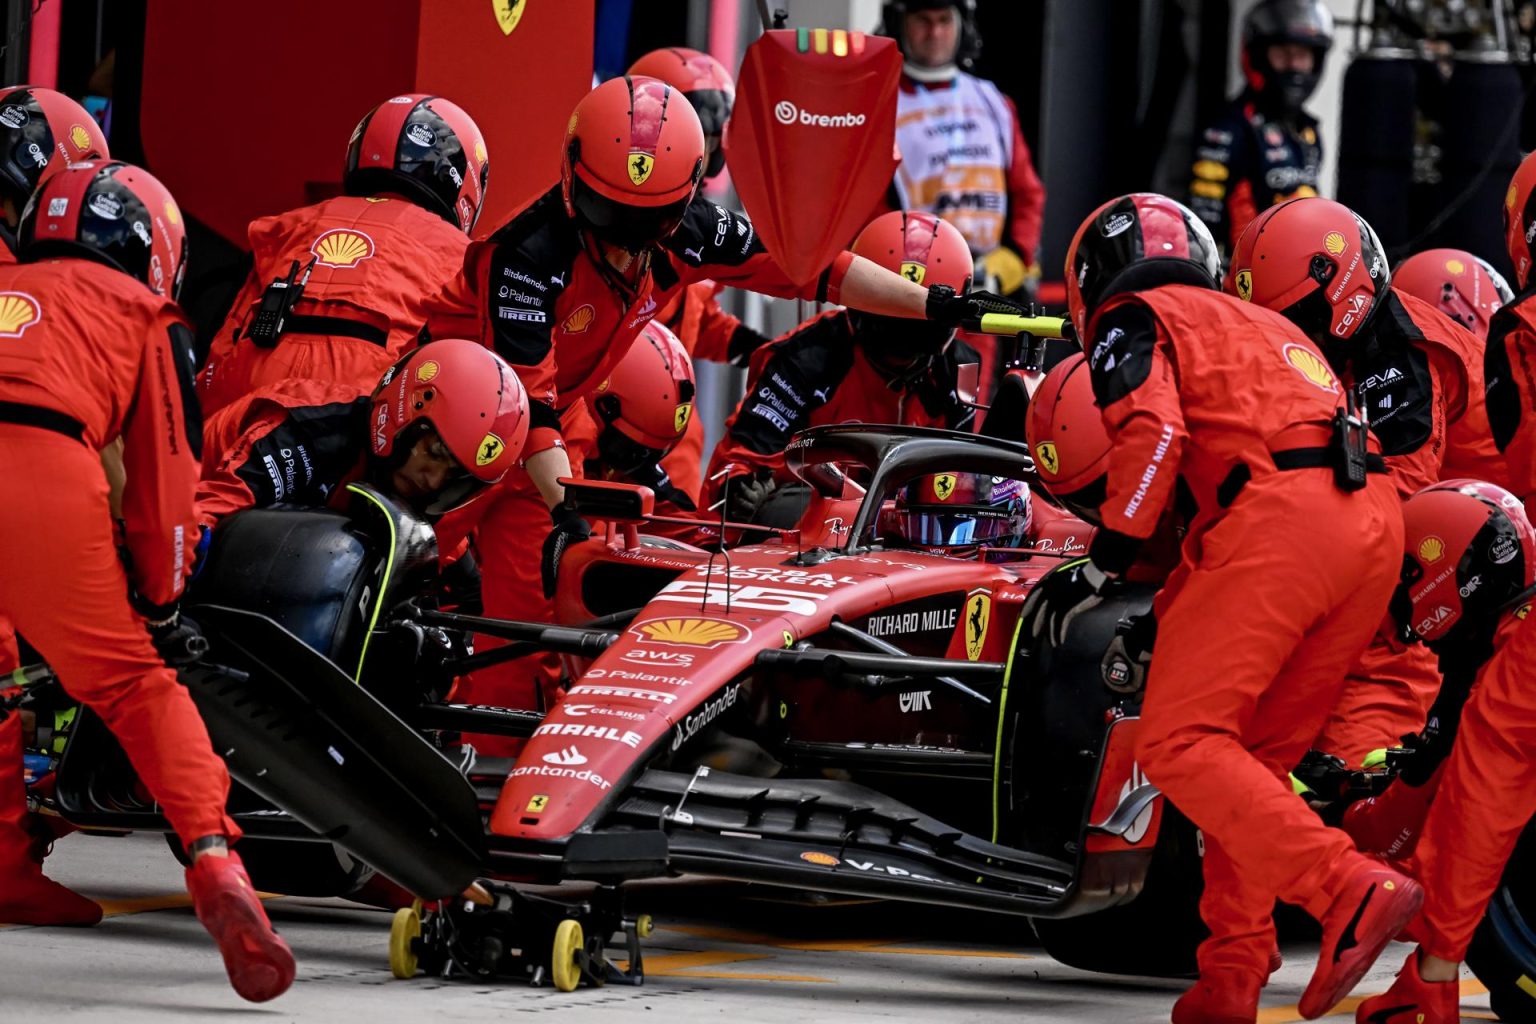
top-left (0, 292), bottom-right (41, 338)
top-left (311, 228), bottom-right (375, 269)
top-left (1282, 342), bottom-right (1339, 393)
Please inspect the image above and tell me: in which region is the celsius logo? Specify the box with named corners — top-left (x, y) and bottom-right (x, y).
top-left (774, 99), bottom-right (867, 128)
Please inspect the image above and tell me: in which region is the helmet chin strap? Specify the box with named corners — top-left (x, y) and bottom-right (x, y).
top-left (903, 60), bottom-right (958, 83)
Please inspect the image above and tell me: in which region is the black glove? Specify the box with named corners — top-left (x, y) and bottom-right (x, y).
top-left (1101, 611), bottom-right (1156, 694)
top-left (724, 474), bottom-right (778, 524)
top-left (541, 501), bottom-right (591, 599)
top-left (147, 612), bottom-right (208, 667)
top-left (630, 463), bottom-right (698, 512)
top-left (924, 284), bottom-right (1033, 330)
top-left (1022, 557), bottom-right (1113, 647)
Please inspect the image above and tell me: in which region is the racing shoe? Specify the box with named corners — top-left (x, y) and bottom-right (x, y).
top-left (1354, 951), bottom-right (1459, 1024)
top-left (186, 852), bottom-right (295, 1002)
top-left (1298, 865), bottom-right (1424, 1019)
top-left (0, 712), bottom-right (100, 926)
top-left (1171, 970), bottom-right (1262, 1023)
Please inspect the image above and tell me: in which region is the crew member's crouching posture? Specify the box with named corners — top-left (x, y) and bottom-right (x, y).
top-left (1354, 481), bottom-right (1536, 1023)
top-left (1029, 193), bottom-right (1417, 1021)
top-left (0, 162), bottom-right (294, 1001)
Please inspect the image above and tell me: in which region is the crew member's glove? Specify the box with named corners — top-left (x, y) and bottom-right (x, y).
top-left (924, 284), bottom-right (1032, 330)
top-left (1101, 611), bottom-right (1156, 694)
top-left (1022, 557), bottom-right (1113, 647)
top-left (978, 247), bottom-right (1030, 298)
top-left (541, 501), bottom-right (591, 599)
top-left (631, 463), bottom-right (698, 512)
top-left (726, 323), bottom-right (773, 368)
top-left (147, 612), bottom-right (208, 667)
top-left (724, 474), bottom-right (778, 524)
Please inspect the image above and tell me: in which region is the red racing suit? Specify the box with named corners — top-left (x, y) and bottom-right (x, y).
top-left (198, 196), bottom-right (468, 415)
top-left (419, 187), bottom-right (854, 730)
top-left (195, 380), bottom-right (372, 528)
top-left (0, 257), bottom-right (237, 846)
top-left (1315, 288), bottom-right (1509, 765)
top-left (1084, 283), bottom-right (1402, 984)
top-left (1485, 288), bottom-right (1536, 514)
top-left (705, 309), bottom-right (976, 502)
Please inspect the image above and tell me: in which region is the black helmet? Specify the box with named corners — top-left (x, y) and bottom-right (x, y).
top-left (881, 0), bottom-right (980, 74)
top-left (343, 94), bottom-right (490, 234)
top-left (1242, 0), bottom-right (1334, 113)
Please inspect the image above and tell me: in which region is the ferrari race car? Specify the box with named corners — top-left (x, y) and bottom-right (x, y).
top-left (18, 423), bottom-right (1536, 1017)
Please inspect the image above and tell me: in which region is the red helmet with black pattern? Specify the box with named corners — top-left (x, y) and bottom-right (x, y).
top-left (1392, 479), bottom-right (1536, 645)
top-left (368, 339), bottom-right (530, 517)
top-left (1226, 196), bottom-right (1390, 347)
top-left (1393, 248), bottom-right (1513, 340)
top-left (560, 76), bottom-right (706, 252)
top-left (344, 94), bottom-right (489, 234)
top-left (1063, 193), bottom-right (1221, 343)
top-left (19, 161), bottom-right (186, 299)
top-left (0, 86), bottom-right (108, 213)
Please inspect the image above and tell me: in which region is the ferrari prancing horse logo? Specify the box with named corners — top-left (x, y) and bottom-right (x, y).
top-left (477, 432), bottom-right (505, 467)
top-left (629, 152), bottom-right (655, 186)
top-left (964, 592), bottom-right (991, 661)
top-left (933, 473), bottom-right (957, 501)
top-left (492, 0), bottom-right (526, 35)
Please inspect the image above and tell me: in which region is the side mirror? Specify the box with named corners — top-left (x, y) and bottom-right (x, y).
top-left (558, 478), bottom-right (655, 522)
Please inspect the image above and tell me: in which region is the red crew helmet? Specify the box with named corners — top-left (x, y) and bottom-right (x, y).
top-left (0, 86), bottom-right (108, 210)
top-left (627, 48), bottom-right (735, 179)
top-left (369, 339), bottom-right (530, 517)
top-left (345, 94), bottom-right (490, 234)
top-left (1024, 353), bottom-right (1111, 524)
top-left (19, 161), bottom-right (187, 299)
top-left (561, 76), bottom-right (706, 251)
top-left (1503, 149), bottom-right (1536, 289)
top-left (1393, 248), bottom-right (1513, 341)
top-left (1226, 196), bottom-right (1390, 346)
top-left (587, 320), bottom-right (697, 476)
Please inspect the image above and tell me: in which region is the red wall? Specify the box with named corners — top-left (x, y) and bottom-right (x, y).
top-left (141, 0), bottom-right (594, 246)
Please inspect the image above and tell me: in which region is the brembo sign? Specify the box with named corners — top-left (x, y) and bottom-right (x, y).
top-left (774, 99), bottom-right (867, 128)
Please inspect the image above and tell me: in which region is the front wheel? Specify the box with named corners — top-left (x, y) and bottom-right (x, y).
top-left (1466, 815), bottom-right (1536, 1021)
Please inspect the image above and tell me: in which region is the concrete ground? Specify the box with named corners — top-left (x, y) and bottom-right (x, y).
top-left (0, 832), bottom-right (1496, 1022)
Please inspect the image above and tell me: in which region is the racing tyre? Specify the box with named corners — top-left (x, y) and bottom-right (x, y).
top-left (1466, 814), bottom-right (1536, 1022)
top-left (1030, 806), bottom-right (1207, 979)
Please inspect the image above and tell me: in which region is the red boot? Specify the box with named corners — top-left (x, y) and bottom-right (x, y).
top-left (1299, 865), bottom-right (1424, 1019)
top-left (186, 851), bottom-right (296, 1002)
top-left (1355, 951), bottom-right (1460, 1024)
top-left (0, 711), bottom-right (100, 926)
top-left (1171, 969), bottom-right (1263, 1023)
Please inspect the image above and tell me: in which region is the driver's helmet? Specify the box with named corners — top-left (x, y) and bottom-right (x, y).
top-left (879, 472), bottom-right (1032, 556)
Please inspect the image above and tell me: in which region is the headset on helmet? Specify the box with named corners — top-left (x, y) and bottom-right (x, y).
top-left (1241, 0), bottom-right (1334, 113)
top-left (879, 471), bottom-right (1032, 558)
top-left (850, 210), bottom-right (973, 373)
top-left (1393, 248), bottom-right (1513, 341)
top-left (586, 320), bottom-right (697, 481)
top-left (0, 86), bottom-right (108, 212)
top-left (344, 94), bottom-right (489, 234)
top-left (1024, 353), bottom-right (1111, 525)
top-left (1226, 196), bottom-right (1389, 350)
top-left (627, 48), bottom-right (735, 180)
top-left (19, 161), bottom-right (187, 299)
top-left (368, 339), bottom-right (530, 518)
top-left (1064, 193), bottom-right (1221, 342)
top-left (880, 0), bottom-right (980, 73)
top-left (1391, 479), bottom-right (1536, 647)
top-left (1503, 149), bottom-right (1536, 290)
top-left (561, 76), bottom-right (706, 253)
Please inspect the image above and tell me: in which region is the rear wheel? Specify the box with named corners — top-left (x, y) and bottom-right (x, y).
top-left (1467, 815), bottom-right (1536, 1021)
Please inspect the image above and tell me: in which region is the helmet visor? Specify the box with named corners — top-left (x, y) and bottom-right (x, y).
top-left (878, 506), bottom-right (1029, 548)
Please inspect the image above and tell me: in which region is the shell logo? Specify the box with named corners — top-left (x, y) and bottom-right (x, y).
top-left (1034, 441), bottom-right (1059, 476)
top-left (1323, 231), bottom-right (1347, 257)
top-left (561, 303), bottom-right (595, 334)
top-left (1418, 536), bottom-right (1446, 563)
top-left (933, 473), bottom-right (957, 501)
top-left (415, 360), bottom-right (440, 383)
top-left (1445, 258), bottom-right (1466, 275)
top-left (476, 432), bottom-right (505, 467)
top-left (799, 851), bottom-right (839, 867)
top-left (628, 152), bottom-right (655, 186)
top-left (164, 200), bottom-right (180, 226)
top-left (1234, 269), bottom-right (1253, 302)
top-left (636, 618), bottom-right (745, 647)
top-left (1509, 183), bottom-right (1520, 211)
top-left (474, 139), bottom-right (487, 166)
top-left (0, 292), bottom-right (41, 338)
top-left (310, 228), bottom-right (375, 269)
top-left (1283, 342), bottom-right (1339, 393)
top-left (492, 0), bottom-right (526, 35)
top-left (899, 261), bottom-right (926, 284)
top-left (674, 402), bottom-right (692, 435)
top-left (68, 123), bottom-right (91, 152)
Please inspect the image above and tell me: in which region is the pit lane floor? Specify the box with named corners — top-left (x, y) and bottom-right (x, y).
top-left (0, 832), bottom-right (1497, 1022)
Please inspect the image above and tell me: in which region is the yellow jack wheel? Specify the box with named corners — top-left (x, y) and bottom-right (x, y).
top-left (389, 905), bottom-right (422, 979)
top-left (551, 918), bottom-right (584, 992)
top-left (635, 914), bottom-right (654, 938)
